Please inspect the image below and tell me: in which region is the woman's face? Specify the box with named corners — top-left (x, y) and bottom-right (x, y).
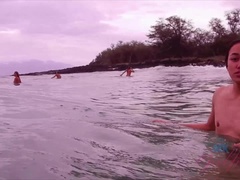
top-left (227, 43), bottom-right (240, 84)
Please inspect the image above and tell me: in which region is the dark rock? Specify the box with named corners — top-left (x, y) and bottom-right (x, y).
top-left (21, 56), bottom-right (226, 76)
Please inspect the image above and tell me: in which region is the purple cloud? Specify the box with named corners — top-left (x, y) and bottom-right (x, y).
top-left (0, 1), bottom-right (113, 35)
top-left (0, 0), bottom-right (235, 73)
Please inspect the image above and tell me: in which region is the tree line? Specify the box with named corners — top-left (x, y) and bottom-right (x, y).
top-left (90, 8), bottom-right (240, 66)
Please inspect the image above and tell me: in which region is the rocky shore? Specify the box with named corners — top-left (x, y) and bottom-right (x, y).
top-left (22, 56), bottom-right (225, 76)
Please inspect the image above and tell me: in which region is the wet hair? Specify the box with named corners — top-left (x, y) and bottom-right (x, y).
top-left (225, 39), bottom-right (240, 67)
top-left (14, 71), bottom-right (20, 77)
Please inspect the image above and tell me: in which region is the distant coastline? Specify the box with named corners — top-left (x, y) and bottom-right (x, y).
top-left (22, 56), bottom-right (225, 76)
top-left (20, 8), bottom-right (240, 76)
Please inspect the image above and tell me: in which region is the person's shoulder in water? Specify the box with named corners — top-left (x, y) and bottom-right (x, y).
top-left (51, 72), bottom-right (61, 79)
top-left (151, 39), bottom-right (240, 149)
top-left (13, 71), bottom-right (21, 85)
top-left (126, 67), bottom-right (134, 76)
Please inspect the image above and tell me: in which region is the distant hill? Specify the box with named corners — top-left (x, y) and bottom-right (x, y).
top-left (0, 60), bottom-right (71, 76)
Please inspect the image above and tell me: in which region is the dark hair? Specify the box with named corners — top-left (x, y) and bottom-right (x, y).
top-left (225, 39), bottom-right (240, 67)
top-left (14, 71), bottom-right (20, 77)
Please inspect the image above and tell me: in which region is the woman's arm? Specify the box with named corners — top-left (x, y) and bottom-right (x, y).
top-left (180, 92), bottom-right (216, 131)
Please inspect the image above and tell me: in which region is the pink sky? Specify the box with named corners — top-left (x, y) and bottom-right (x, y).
top-left (0, 0), bottom-right (238, 74)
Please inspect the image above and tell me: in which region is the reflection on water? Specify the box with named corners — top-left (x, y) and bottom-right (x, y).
top-left (0, 66), bottom-right (238, 179)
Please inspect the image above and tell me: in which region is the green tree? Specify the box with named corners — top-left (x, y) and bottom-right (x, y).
top-left (147, 16), bottom-right (194, 58)
top-left (190, 28), bottom-right (214, 57)
top-left (225, 8), bottom-right (240, 34)
top-left (90, 41), bottom-right (155, 66)
top-left (209, 18), bottom-right (227, 37)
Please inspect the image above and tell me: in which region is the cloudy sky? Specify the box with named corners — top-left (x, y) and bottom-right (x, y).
top-left (0, 0), bottom-right (238, 75)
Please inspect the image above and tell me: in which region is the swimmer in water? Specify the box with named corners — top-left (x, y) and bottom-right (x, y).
top-left (120, 67), bottom-right (134, 77)
top-left (155, 39), bottom-right (240, 150)
top-left (13, 71), bottom-right (21, 85)
top-left (180, 39), bottom-right (240, 149)
top-left (51, 72), bottom-right (61, 79)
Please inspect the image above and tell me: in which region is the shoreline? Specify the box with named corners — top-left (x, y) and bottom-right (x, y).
top-left (21, 56), bottom-right (225, 76)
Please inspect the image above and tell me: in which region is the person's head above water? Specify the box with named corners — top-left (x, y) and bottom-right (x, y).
top-left (14, 71), bottom-right (20, 77)
top-left (225, 39), bottom-right (240, 84)
top-left (225, 39), bottom-right (240, 67)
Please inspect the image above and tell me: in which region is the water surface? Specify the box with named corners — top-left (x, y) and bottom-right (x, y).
top-left (0, 66), bottom-right (238, 180)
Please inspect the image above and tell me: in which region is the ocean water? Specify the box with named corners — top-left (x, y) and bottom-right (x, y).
top-left (0, 66), bottom-right (239, 180)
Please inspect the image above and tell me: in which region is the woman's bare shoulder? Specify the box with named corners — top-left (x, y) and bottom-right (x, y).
top-left (214, 85), bottom-right (232, 99)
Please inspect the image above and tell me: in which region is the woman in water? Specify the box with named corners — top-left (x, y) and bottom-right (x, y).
top-left (51, 72), bottom-right (61, 79)
top-left (120, 67), bottom-right (134, 77)
top-left (13, 71), bottom-right (21, 86)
